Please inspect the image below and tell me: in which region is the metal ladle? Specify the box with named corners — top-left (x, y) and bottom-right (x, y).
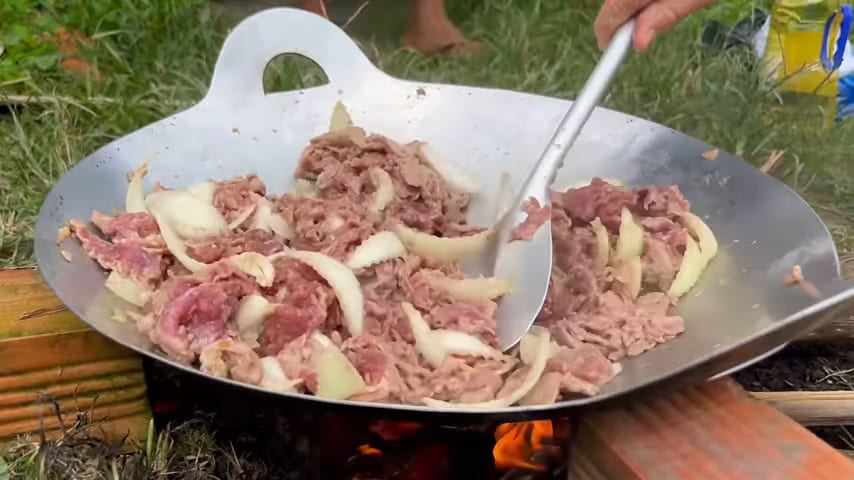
top-left (488, 20), bottom-right (637, 350)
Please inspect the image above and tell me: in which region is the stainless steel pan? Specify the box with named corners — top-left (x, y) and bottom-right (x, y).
top-left (33, 7), bottom-right (854, 421)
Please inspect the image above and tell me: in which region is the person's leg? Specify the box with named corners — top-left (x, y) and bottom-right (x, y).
top-left (301, 0), bottom-right (329, 17)
top-left (404, 0), bottom-right (478, 57)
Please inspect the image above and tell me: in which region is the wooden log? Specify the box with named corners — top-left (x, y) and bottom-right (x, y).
top-left (576, 378), bottom-right (854, 479)
top-left (749, 391), bottom-right (854, 426)
top-left (0, 269), bottom-right (151, 445)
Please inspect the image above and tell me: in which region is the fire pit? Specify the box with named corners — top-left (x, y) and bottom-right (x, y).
top-left (144, 359), bottom-right (854, 480)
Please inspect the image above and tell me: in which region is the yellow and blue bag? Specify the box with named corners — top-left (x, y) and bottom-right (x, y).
top-left (755, 1), bottom-right (854, 123)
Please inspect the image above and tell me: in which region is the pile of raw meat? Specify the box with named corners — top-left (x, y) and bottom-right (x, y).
top-left (62, 123), bottom-right (715, 408)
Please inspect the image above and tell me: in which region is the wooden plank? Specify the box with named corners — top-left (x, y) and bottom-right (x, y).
top-left (579, 379), bottom-right (854, 480)
top-left (0, 269), bottom-right (88, 339)
top-left (749, 391), bottom-right (854, 426)
top-left (0, 268), bottom-right (151, 445)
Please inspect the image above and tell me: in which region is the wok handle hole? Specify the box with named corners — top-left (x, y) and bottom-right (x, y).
top-left (263, 53), bottom-right (330, 95)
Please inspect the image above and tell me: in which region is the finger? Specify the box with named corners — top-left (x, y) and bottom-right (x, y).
top-left (633, 0), bottom-right (719, 51)
top-left (594, 0), bottom-right (654, 50)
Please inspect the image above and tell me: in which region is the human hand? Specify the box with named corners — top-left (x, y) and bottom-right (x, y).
top-left (594, 0), bottom-right (720, 52)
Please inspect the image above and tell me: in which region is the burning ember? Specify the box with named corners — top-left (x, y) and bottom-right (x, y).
top-left (494, 421), bottom-right (555, 471)
top-left (347, 419), bottom-right (567, 479)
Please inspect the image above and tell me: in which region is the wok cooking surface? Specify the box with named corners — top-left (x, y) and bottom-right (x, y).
top-left (32, 7), bottom-right (854, 420)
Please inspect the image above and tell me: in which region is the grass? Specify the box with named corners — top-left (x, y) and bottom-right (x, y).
top-left (3, 0), bottom-right (854, 265)
top-left (4, 0), bottom-right (854, 476)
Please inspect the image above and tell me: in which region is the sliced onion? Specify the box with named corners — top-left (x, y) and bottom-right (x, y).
top-left (275, 249), bottom-right (364, 337)
top-left (368, 167), bottom-right (395, 214)
top-left (126, 159), bottom-right (150, 213)
top-left (430, 330), bottom-right (502, 359)
top-left (259, 356), bottom-right (301, 393)
top-left (346, 231), bottom-right (406, 270)
top-left (145, 190), bottom-right (229, 240)
top-left (267, 212), bottom-right (293, 239)
top-left (235, 295), bottom-right (276, 343)
top-left (394, 225), bottom-right (492, 263)
top-left (228, 252), bottom-right (276, 287)
top-left (519, 328), bottom-right (561, 365)
top-left (311, 332), bottom-right (366, 400)
top-left (424, 275), bottom-right (514, 302)
top-left (149, 209), bottom-right (208, 273)
top-left (591, 218), bottom-right (609, 270)
top-left (105, 271), bottom-right (148, 307)
top-left (291, 178), bottom-right (318, 197)
top-left (422, 329), bottom-right (550, 410)
top-left (623, 256), bottom-right (642, 299)
top-left (415, 142), bottom-right (482, 194)
top-left (250, 197), bottom-right (293, 239)
top-left (401, 302), bottom-right (445, 368)
top-left (328, 100), bottom-right (354, 133)
top-left (559, 177), bottom-right (625, 190)
top-left (228, 204), bottom-right (257, 230)
top-left (494, 171), bottom-right (514, 223)
top-left (667, 236), bottom-right (702, 300)
top-left (614, 208), bottom-right (644, 263)
top-left (401, 302), bottom-right (501, 368)
top-left (681, 213), bottom-right (718, 267)
top-left (184, 182), bottom-right (215, 203)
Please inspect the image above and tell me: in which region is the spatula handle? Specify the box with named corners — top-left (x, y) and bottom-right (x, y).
top-left (523, 20), bottom-right (636, 200)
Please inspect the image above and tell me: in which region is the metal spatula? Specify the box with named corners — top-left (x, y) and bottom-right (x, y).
top-left (489, 20), bottom-right (637, 350)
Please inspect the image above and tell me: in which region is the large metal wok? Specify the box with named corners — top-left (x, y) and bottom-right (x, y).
top-left (33, 8), bottom-right (854, 421)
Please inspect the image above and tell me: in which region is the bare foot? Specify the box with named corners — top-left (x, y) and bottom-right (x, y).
top-left (300, 0), bottom-right (329, 18)
top-left (404, 0), bottom-right (482, 57)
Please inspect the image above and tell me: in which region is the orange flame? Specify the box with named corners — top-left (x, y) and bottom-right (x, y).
top-left (493, 421), bottom-right (554, 471)
top-left (357, 444), bottom-right (382, 456)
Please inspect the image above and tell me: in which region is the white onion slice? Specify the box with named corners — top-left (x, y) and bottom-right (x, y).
top-left (368, 167), bottom-right (395, 214)
top-left (591, 218), bottom-right (609, 270)
top-left (394, 225), bottom-right (492, 263)
top-left (235, 295), bottom-right (276, 343)
top-left (401, 302), bottom-right (446, 368)
top-left (558, 177), bottom-right (625, 191)
top-left (519, 328), bottom-right (561, 365)
top-left (401, 302), bottom-right (500, 368)
top-left (250, 197), bottom-right (293, 239)
top-left (614, 208), bottom-right (644, 263)
top-left (126, 159), bottom-right (150, 214)
top-left (667, 236), bottom-right (702, 300)
top-left (228, 204), bottom-right (257, 230)
top-left (328, 100), bottom-right (354, 133)
top-left (430, 330), bottom-right (502, 359)
top-left (422, 330), bottom-right (550, 409)
top-left (105, 271), bottom-right (148, 307)
top-left (311, 332), bottom-right (366, 399)
top-left (149, 209), bottom-right (208, 273)
top-left (184, 182), bottom-right (215, 203)
top-left (494, 171), bottom-right (514, 223)
top-left (145, 190), bottom-right (229, 240)
top-left (259, 356), bottom-right (301, 393)
top-left (228, 252), bottom-right (276, 287)
top-left (275, 249), bottom-right (364, 337)
top-left (416, 142), bottom-right (482, 194)
top-left (346, 231), bottom-right (406, 270)
top-left (424, 275), bottom-right (514, 302)
top-left (291, 179), bottom-right (318, 197)
top-left (624, 256), bottom-right (642, 299)
top-left (682, 213), bottom-right (718, 267)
